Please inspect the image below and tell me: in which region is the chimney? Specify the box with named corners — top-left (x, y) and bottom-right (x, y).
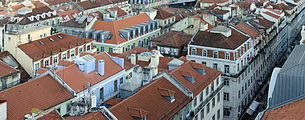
top-left (131, 54), bottom-right (136, 65)
top-left (150, 55), bottom-right (159, 67)
top-left (98, 60), bottom-right (105, 76)
top-left (301, 25), bottom-right (305, 45)
top-left (0, 100), bottom-right (7, 120)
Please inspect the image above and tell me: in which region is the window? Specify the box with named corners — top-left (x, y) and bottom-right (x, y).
top-left (245, 83), bottom-right (247, 90)
top-left (62, 53), bottom-right (67, 60)
top-left (70, 50), bottom-right (75, 57)
top-left (109, 48), bottom-right (113, 53)
top-left (217, 93), bottom-right (220, 103)
top-left (242, 87), bottom-right (244, 94)
top-left (100, 87), bottom-right (104, 101)
top-left (225, 52), bottom-right (230, 60)
top-left (206, 103), bottom-right (210, 114)
top-left (1, 79), bottom-right (7, 89)
top-left (202, 49), bottom-right (207, 56)
top-left (87, 45), bottom-right (91, 51)
top-left (224, 92), bottom-right (229, 101)
top-left (213, 51), bottom-right (218, 58)
top-left (194, 97), bottom-right (197, 107)
top-left (100, 46), bottom-right (105, 52)
top-left (164, 20), bottom-right (167, 25)
top-left (224, 78), bottom-right (229, 86)
top-left (129, 72), bottom-right (132, 77)
top-left (200, 92), bottom-right (203, 102)
top-left (201, 108), bottom-right (204, 119)
top-left (44, 59), bottom-right (49, 67)
top-left (216, 78), bottom-right (219, 86)
top-left (212, 115), bottom-right (215, 120)
top-left (202, 61), bottom-right (206, 65)
top-left (8, 37), bottom-right (11, 41)
top-left (120, 77), bottom-right (123, 84)
top-left (212, 98), bottom-right (215, 108)
top-left (224, 108), bottom-right (230, 116)
top-left (224, 65), bottom-right (230, 74)
top-left (217, 109), bottom-right (220, 120)
top-left (28, 34), bottom-right (31, 40)
top-left (114, 80), bottom-right (118, 92)
top-left (206, 86), bottom-right (209, 96)
top-left (194, 115), bottom-right (198, 120)
top-left (35, 63), bottom-right (40, 72)
top-left (238, 90), bottom-right (240, 98)
top-left (237, 63), bottom-right (240, 71)
top-left (53, 56), bottom-right (58, 64)
top-left (79, 47), bottom-right (83, 54)
top-left (191, 48), bottom-right (196, 55)
top-left (213, 63), bottom-right (218, 70)
top-left (211, 82), bottom-right (214, 91)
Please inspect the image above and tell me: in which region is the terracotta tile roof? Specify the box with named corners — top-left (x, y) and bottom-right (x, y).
top-left (10, 4), bottom-right (25, 11)
top-left (92, 13), bottom-right (151, 45)
top-left (190, 29), bottom-right (249, 50)
top-left (154, 9), bottom-right (175, 20)
top-left (0, 74), bottom-right (74, 120)
top-left (235, 22), bottom-right (260, 38)
top-left (104, 98), bottom-right (121, 106)
top-left (0, 60), bottom-right (17, 77)
top-left (45, 0), bottom-right (70, 6)
top-left (266, 8), bottom-right (283, 15)
top-left (158, 87), bottom-right (176, 96)
top-left (211, 9), bottom-right (230, 15)
top-left (109, 76), bottom-right (191, 120)
top-left (270, 3), bottom-right (294, 10)
top-left (235, 2), bottom-right (251, 10)
top-left (105, 6), bottom-right (127, 18)
top-left (64, 112), bottom-right (108, 120)
top-left (152, 31), bottom-right (192, 48)
top-left (37, 68), bottom-right (48, 74)
top-left (36, 109), bottom-right (63, 120)
top-left (57, 60), bottom-right (75, 67)
top-left (0, 51), bottom-right (31, 82)
top-left (169, 61), bottom-right (222, 96)
top-left (9, 6), bottom-right (58, 25)
top-left (201, 0), bottom-right (229, 3)
top-left (58, 9), bottom-right (80, 21)
top-left (77, 0), bottom-right (111, 10)
top-left (55, 52), bottom-right (124, 93)
top-left (262, 97), bottom-right (305, 120)
top-left (249, 15), bottom-right (275, 29)
top-left (18, 33), bottom-right (92, 61)
top-left (31, 1), bottom-right (47, 8)
top-left (263, 11), bottom-right (281, 19)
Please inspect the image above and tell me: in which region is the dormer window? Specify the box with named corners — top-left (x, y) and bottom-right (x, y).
top-left (213, 51), bottom-right (218, 58)
top-left (202, 49), bottom-right (207, 57)
top-left (181, 71), bottom-right (195, 83)
top-left (127, 107), bottom-right (149, 120)
top-left (191, 48), bottom-right (196, 55)
top-left (158, 88), bottom-right (176, 103)
top-left (225, 52), bottom-right (230, 60)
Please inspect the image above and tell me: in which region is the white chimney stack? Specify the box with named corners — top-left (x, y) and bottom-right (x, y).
top-left (131, 54), bottom-right (136, 65)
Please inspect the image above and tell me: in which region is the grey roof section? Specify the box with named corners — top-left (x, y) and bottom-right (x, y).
top-left (269, 45), bottom-right (305, 108)
top-left (168, 59), bottom-right (184, 66)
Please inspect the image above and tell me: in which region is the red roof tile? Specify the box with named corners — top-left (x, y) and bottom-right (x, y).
top-left (263, 11), bottom-right (281, 19)
top-left (266, 8), bottom-right (283, 15)
top-left (0, 74), bottom-right (74, 120)
top-left (58, 9), bottom-right (80, 21)
top-left (45, 0), bottom-right (70, 6)
top-left (154, 9), bottom-right (175, 20)
top-left (152, 31), bottom-right (192, 47)
top-left (104, 98), bottom-right (121, 106)
top-left (10, 4), bottom-right (25, 11)
top-left (37, 68), bottom-right (48, 74)
top-left (18, 33), bottom-right (92, 61)
top-left (105, 6), bottom-right (127, 18)
top-left (92, 13), bottom-right (151, 45)
top-left (235, 22), bottom-right (260, 38)
top-left (262, 97), bottom-right (305, 120)
top-left (36, 109), bottom-right (62, 120)
top-left (64, 112), bottom-right (108, 120)
top-left (109, 77), bottom-right (191, 119)
top-left (31, 1), bottom-right (47, 8)
top-left (169, 61), bottom-right (222, 96)
top-left (201, 0), bottom-right (229, 3)
top-left (55, 52), bottom-right (124, 93)
top-left (0, 60), bottom-right (17, 77)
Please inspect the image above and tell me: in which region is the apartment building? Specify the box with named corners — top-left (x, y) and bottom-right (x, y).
top-left (91, 13), bottom-right (160, 53)
top-left (187, 26), bottom-right (255, 120)
top-left (15, 33), bottom-right (94, 77)
top-left (200, 0), bottom-right (232, 9)
top-left (0, 60), bottom-right (20, 91)
top-left (151, 31), bottom-right (192, 58)
top-left (128, 0), bottom-right (171, 11)
top-left (76, 0), bottom-right (131, 14)
top-left (154, 8), bottom-right (176, 34)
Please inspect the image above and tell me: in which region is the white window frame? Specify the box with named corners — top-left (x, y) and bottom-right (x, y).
top-left (44, 58), bottom-right (50, 67)
top-left (70, 49), bottom-right (75, 57)
top-left (225, 52), bottom-right (230, 60)
top-left (203, 49), bottom-right (207, 57)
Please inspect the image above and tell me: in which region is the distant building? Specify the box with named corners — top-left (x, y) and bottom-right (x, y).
top-left (154, 8), bottom-right (176, 34)
top-left (151, 31), bottom-right (192, 58)
top-left (128, 0), bottom-right (171, 11)
top-left (16, 33), bottom-right (94, 77)
top-left (0, 60), bottom-right (20, 91)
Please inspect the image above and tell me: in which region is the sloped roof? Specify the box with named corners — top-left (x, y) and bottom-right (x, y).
top-left (92, 13), bottom-right (151, 45)
top-left (0, 60), bottom-right (17, 78)
top-left (64, 112), bottom-right (108, 120)
top-left (201, 0), bottom-right (229, 3)
top-left (55, 52), bottom-right (124, 93)
top-left (0, 74), bottom-right (74, 120)
top-left (18, 33), bottom-right (92, 61)
top-left (190, 29), bottom-right (249, 50)
top-left (152, 31), bottom-right (192, 47)
top-left (249, 15), bottom-right (275, 29)
top-left (235, 22), bottom-right (260, 38)
top-left (45, 0), bottom-right (70, 6)
top-left (263, 11), bottom-right (281, 19)
top-left (36, 109), bottom-right (63, 120)
top-left (262, 96), bottom-right (305, 120)
top-left (155, 9), bottom-right (175, 20)
top-left (105, 6), bottom-right (127, 18)
top-left (109, 76), bottom-right (191, 119)
top-left (58, 9), bottom-right (80, 21)
top-left (169, 61), bottom-right (222, 96)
